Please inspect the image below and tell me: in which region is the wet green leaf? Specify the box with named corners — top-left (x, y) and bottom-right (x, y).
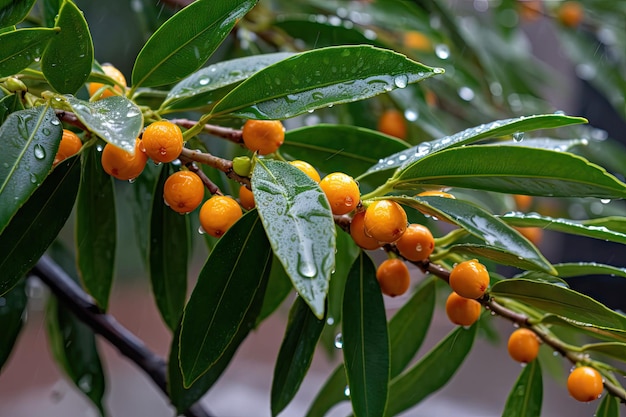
top-left (252, 159), bottom-right (335, 319)
top-left (518, 263), bottom-right (626, 282)
top-left (305, 364), bottom-right (347, 417)
top-left (257, 257), bottom-right (293, 326)
top-left (499, 137), bottom-right (587, 152)
top-left (273, 18), bottom-right (385, 49)
top-left (0, 0), bottom-right (37, 27)
top-left (41, 0), bottom-right (62, 27)
top-left (539, 315), bottom-right (626, 344)
top-left (0, 28), bottom-right (57, 77)
top-left (581, 342), bottom-right (626, 363)
top-left (0, 281), bottom-right (26, 372)
top-left (502, 360), bottom-right (543, 417)
top-left (595, 393), bottom-right (620, 417)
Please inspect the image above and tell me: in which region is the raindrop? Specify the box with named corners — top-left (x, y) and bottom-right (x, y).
top-left (34, 144), bottom-right (46, 160)
top-left (458, 86), bottom-right (474, 101)
top-left (78, 374), bottom-right (93, 393)
top-left (394, 75), bottom-right (408, 89)
top-left (435, 44), bottom-right (450, 60)
top-left (286, 94), bottom-right (299, 103)
top-left (312, 91), bottom-right (324, 101)
top-left (344, 386), bottom-right (351, 397)
top-left (298, 260), bottom-right (317, 278)
top-left (512, 131), bottom-right (524, 142)
top-left (404, 109), bottom-right (418, 121)
top-left (198, 226), bottom-right (206, 235)
top-left (326, 317), bottom-right (335, 326)
top-left (29, 173), bottom-right (38, 184)
top-left (433, 67), bottom-right (445, 74)
top-left (128, 178), bottom-right (137, 184)
top-left (600, 198), bottom-right (611, 204)
top-left (334, 333), bottom-right (343, 349)
top-left (417, 142), bottom-right (432, 154)
top-left (96, 144), bottom-right (103, 152)
top-left (50, 118), bottom-right (60, 126)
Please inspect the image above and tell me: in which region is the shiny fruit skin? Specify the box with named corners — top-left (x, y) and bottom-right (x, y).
top-left (363, 200), bottom-right (407, 243)
top-left (163, 171), bottom-right (205, 213)
top-left (142, 120), bottom-right (184, 163)
top-left (289, 160), bottom-right (321, 182)
top-left (507, 328), bottom-right (540, 363)
top-left (350, 211), bottom-right (381, 250)
top-left (199, 195), bottom-right (243, 238)
top-left (445, 292), bottom-right (481, 326)
top-left (395, 223), bottom-right (435, 261)
top-left (449, 259), bottom-right (490, 299)
top-left (241, 120), bottom-right (285, 155)
top-left (239, 185), bottom-right (255, 210)
top-left (101, 138), bottom-right (148, 181)
top-left (376, 258), bottom-right (411, 297)
top-left (53, 130), bottom-right (82, 166)
top-left (567, 366), bottom-right (603, 402)
top-left (319, 172), bottom-right (360, 215)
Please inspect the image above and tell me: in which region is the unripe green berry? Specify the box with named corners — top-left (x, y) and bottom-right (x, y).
top-left (6, 77), bottom-right (27, 93)
top-left (233, 156), bottom-right (252, 177)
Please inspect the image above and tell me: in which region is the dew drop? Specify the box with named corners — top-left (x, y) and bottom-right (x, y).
top-left (34, 144), bottom-right (46, 160)
top-left (198, 78), bottom-right (210, 86)
top-left (334, 333), bottom-right (343, 349)
top-left (29, 173), bottom-right (38, 184)
top-left (78, 374), bottom-right (92, 393)
top-left (50, 118), bottom-right (60, 126)
top-left (512, 131), bottom-right (525, 143)
top-left (298, 259), bottom-right (317, 278)
top-left (312, 91), bottom-right (324, 100)
top-left (128, 178), bottom-right (137, 184)
top-left (344, 385), bottom-right (350, 397)
top-left (404, 109), bottom-right (418, 121)
top-left (326, 317), bottom-right (335, 326)
top-left (198, 226), bottom-right (206, 235)
top-left (435, 44), bottom-right (450, 60)
top-left (394, 75), bottom-right (408, 89)
top-left (600, 198), bottom-right (611, 204)
top-left (96, 144), bottom-right (103, 152)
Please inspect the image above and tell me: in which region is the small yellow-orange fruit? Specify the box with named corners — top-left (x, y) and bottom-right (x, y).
top-left (567, 366), bottom-right (603, 402)
top-left (163, 171), bottom-right (204, 213)
top-left (445, 292), bottom-right (481, 326)
top-left (53, 130), bottom-right (82, 166)
top-left (363, 200), bottom-right (407, 243)
top-left (449, 259), bottom-right (490, 299)
top-left (376, 258), bottom-right (410, 297)
top-left (395, 223), bottom-right (435, 261)
top-left (507, 328), bottom-right (540, 363)
top-left (141, 120), bottom-right (184, 163)
top-left (319, 172), bottom-right (360, 215)
top-left (241, 119), bottom-right (285, 155)
top-left (199, 195), bottom-right (243, 238)
top-left (350, 211), bottom-right (381, 250)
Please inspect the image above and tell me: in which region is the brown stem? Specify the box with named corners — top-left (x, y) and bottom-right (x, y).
top-left (179, 148), bottom-right (250, 188)
top-left (182, 160), bottom-right (223, 196)
top-left (55, 110), bottom-right (88, 130)
top-left (170, 119), bottom-right (243, 145)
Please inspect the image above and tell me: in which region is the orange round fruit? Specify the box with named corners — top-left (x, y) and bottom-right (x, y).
top-left (376, 258), bottom-right (410, 297)
top-left (53, 129), bottom-right (82, 166)
top-left (101, 138), bottom-right (148, 181)
top-left (289, 160), bottom-right (321, 182)
top-left (377, 109), bottom-right (407, 140)
top-left (507, 328), bottom-right (540, 363)
top-left (445, 292), bottom-right (481, 326)
top-left (449, 259), bottom-right (490, 299)
top-left (558, 1), bottom-right (584, 28)
top-left (350, 211), bottom-right (381, 250)
top-left (88, 64), bottom-right (127, 99)
top-left (142, 120), bottom-right (184, 163)
top-left (199, 195), bottom-right (243, 238)
top-left (363, 200), bottom-right (407, 243)
top-left (163, 171), bottom-right (204, 213)
top-left (319, 172), bottom-right (360, 215)
top-left (241, 119), bottom-right (285, 155)
top-left (567, 366), bottom-right (603, 402)
top-left (239, 185), bottom-right (255, 210)
top-left (513, 194), bottom-right (533, 211)
top-left (395, 223), bottom-right (435, 261)
top-left (417, 190), bottom-right (455, 199)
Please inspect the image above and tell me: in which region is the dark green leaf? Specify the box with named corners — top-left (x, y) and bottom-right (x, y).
top-left (41, 0), bottom-right (93, 94)
top-left (0, 0), bottom-right (37, 27)
top-left (0, 105), bottom-right (62, 234)
top-left (581, 342), bottom-right (626, 363)
top-left (131, 0), bottom-right (257, 88)
top-left (130, 161), bottom-right (160, 264)
top-left (179, 210), bottom-right (272, 387)
top-left (0, 156), bottom-right (80, 295)
top-left (305, 364), bottom-right (348, 417)
top-left (42, 0), bottom-right (62, 27)
top-left (0, 281), bottom-right (26, 372)
top-left (502, 360), bottom-right (543, 417)
top-left (211, 45), bottom-right (442, 119)
top-left (595, 393), bottom-right (620, 417)
top-left (252, 159), bottom-right (335, 319)
top-left (149, 165), bottom-right (188, 331)
top-left (257, 257), bottom-right (293, 326)
top-left (539, 314), bottom-right (626, 344)
top-left (343, 252), bottom-right (389, 417)
top-left (66, 96), bottom-right (143, 154)
top-left (271, 296), bottom-right (325, 416)
top-left (499, 137), bottom-right (587, 152)
top-left (273, 18), bottom-right (385, 49)
top-left (385, 324), bottom-right (478, 416)
top-left (0, 28), bottom-right (57, 77)
top-left (518, 263), bottom-right (626, 283)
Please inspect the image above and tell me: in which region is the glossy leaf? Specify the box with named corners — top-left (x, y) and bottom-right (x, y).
top-left (132, 0), bottom-right (257, 88)
top-left (343, 253), bottom-right (389, 417)
top-left (257, 257), bottom-right (293, 326)
top-left (305, 364), bottom-right (347, 417)
top-left (271, 296), bottom-right (325, 416)
top-left (390, 146), bottom-right (626, 199)
top-left (595, 393), bottom-right (620, 417)
top-left (499, 137), bottom-right (587, 152)
top-left (66, 96), bottom-right (143, 154)
top-left (0, 281), bottom-right (26, 372)
top-left (0, 105), bottom-right (62, 234)
top-left (367, 114), bottom-right (587, 174)
top-left (252, 159), bottom-right (335, 319)
top-left (130, 161), bottom-right (160, 265)
top-left (581, 342), bottom-right (626, 363)
top-left (0, 28), bottom-right (57, 77)
top-left (41, 0), bottom-right (62, 27)
top-left (518, 263), bottom-right (626, 283)
top-left (161, 52), bottom-right (293, 112)
top-left (0, 0), bottom-right (37, 27)
top-left (179, 210), bottom-right (272, 387)
top-left (76, 145), bottom-right (116, 310)
top-left (385, 324), bottom-right (478, 416)
top-left (0, 156), bottom-right (80, 296)
top-left (41, 0), bottom-right (93, 94)
top-left (539, 314), bottom-right (626, 344)
top-left (273, 18), bottom-right (385, 49)
top-left (211, 45), bottom-right (442, 119)
top-left (502, 360), bottom-right (543, 417)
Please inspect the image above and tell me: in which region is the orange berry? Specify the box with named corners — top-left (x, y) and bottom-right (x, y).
top-left (403, 31), bottom-right (432, 51)
top-left (417, 190), bottom-right (455, 199)
top-left (376, 258), bottom-right (410, 297)
top-left (377, 109), bottom-right (407, 140)
top-left (449, 259), bottom-right (490, 299)
top-left (567, 366), bottom-right (603, 402)
top-left (513, 194), bottom-right (533, 211)
top-left (445, 292), bottom-right (481, 326)
top-left (363, 200), bottom-right (407, 243)
top-left (558, 1), bottom-right (584, 28)
top-left (199, 195), bottom-right (242, 238)
top-left (88, 64), bottom-right (127, 99)
top-left (350, 211), bottom-right (381, 250)
top-left (517, 0), bottom-right (543, 22)
top-left (142, 120), bottom-right (183, 163)
top-left (289, 160), bottom-right (321, 182)
top-left (163, 171), bottom-right (204, 213)
top-left (515, 226), bottom-right (543, 246)
top-left (241, 119), bottom-right (285, 155)
top-left (239, 184), bottom-right (255, 210)
top-left (101, 138), bottom-right (148, 181)
top-left (53, 129), bottom-right (82, 166)
top-left (395, 223), bottom-right (435, 261)
top-left (319, 172), bottom-right (360, 215)
top-left (507, 328), bottom-right (540, 363)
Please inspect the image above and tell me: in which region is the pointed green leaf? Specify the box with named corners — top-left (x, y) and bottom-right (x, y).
top-left (273, 18), bottom-right (386, 49)
top-left (0, 105), bottom-right (62, 234)
top-left (385, 324), bottom-right (478, 416)
top-left (257, 257), bottom-right (293, 326)
top-left (582, 342), bottom-right (626, 364)
top-left (595, 393), bottom-right (620, 417)
top-left (0, 281), bottom-right (26, 372)
top-left (343, 253), bottom-right (389, 417)
top-left (0, 28), bottom-right (57, 77)
top-left (41, 0), bottom-right (93, 94)
top-left (0, 156), bottom-right (80, 296)
top-left (500, 137), bottom-right (587, 152)
top-left (252, 159), bottom-right (335, 319)
top-left (518, 263), bottom-right (626, 282)
top-left (149, 165), bottom-right (188, 331)
top-left (502, 360), bottom-right (543, 417)
top-left (211, 45), bottom-right (442, 119)
top-left (305, 364), bottom-right (348, 417)
top-left (179, 210), bottom-right (272, 387)
top-left (539, 314), bottom-right (626, 344)
top-left (131, 0), bottom-right (257, 89)
top-left (0, 0), bottom-right (37, 27)
top-left (448, 244), bottom-right (561, 275)
top-left (66, 96), bottom-right (143, 153)
top-left (130, 162), bottom-right (160, 265)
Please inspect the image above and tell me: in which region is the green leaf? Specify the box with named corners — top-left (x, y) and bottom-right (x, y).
top-left (390, 145), bottom-right (626, 199)
top-left (179, 210), bottom-right (272, 387)
top-left (385, 324), bottom-right (478, 416)
top-left (273, 18), bottom-right (385, 49)
top-left (130, 162), bottom-right (160, 265)
top-left (305, 364), bottom-right (348, 417)
top-left (491, 279), bottom-right (626, 331)
top-left (280, 124), bottom-right (409, 178)
top-left (161, 52), bottom-right (293, 112)
top-left (211, 45), bottom-right (442, 119)
top-left (0, 105), bottom-right (62, 234)
top-left (66, 96), bottom-right (143, 154)
top-left (131, 0), bottom-right (257, 89)
top-left (41, 0), bottom-right (93, 94)
top-left (76, 145), bottom-right (116, 310)
top-left (367, 114), bottom-right (587, 174)
top-left (257, 257), bottom-right (293, 326)
top-left (0, 28), bottom-right (57, 77)
top-left (0, 0), bottom-right (37, 27)
top-left (499, 137), bottom-right (587, 152)
top-left (595, 393), bottom-right (620, 417)
top-left (539, 314), bottom-right (626, 344)
top-left (517, 263), bottom-right (626, 283)
top-left (398, 196), bottom-right (555, 274)
top-left (0, 156), bottom-right (80, 296)
top-left (271, 296), bottom-right (325, 416)
top-left (252, 159), bottom-right (336, 319)
top-left (149, 165), bottom-right (188, 331)
top-left (502, 360), bottom-right (543, 417)
top-left (0, 281), bottom-right (26, 372)
top-left (42, 0), bottom-right (62, 27)
top-left (342, 252), bottom-right (389, 417)
top-left (581, 342), bottom-right (626, 363)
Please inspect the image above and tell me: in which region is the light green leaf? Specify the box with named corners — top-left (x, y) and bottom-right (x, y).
top-left (0, 0), bottom-right (37, 27)
top-left (502, 360), bottom-right (543, 417)
top-left (0, 28), bottom-right (57, 77)
top-left (517, 263), bottom-right (626, 283)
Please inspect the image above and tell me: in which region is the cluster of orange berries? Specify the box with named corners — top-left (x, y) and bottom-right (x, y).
top-left (444, 259), bottom-right (490, 326)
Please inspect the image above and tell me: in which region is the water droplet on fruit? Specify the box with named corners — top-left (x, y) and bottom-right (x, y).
top-left (34, 144), bottom-right (46, 160)
top-left (96, 144), bottom-right (103, 152)
top-left (128, 178), bottom-right (136, 184)
top-left (334, 333), bottom-right (343, 349)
